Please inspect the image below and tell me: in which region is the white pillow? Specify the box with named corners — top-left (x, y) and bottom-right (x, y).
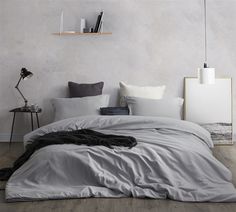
top-left (51, 95), bottom-right (110, 121)
top-left (119, 81), bottom-right (165, 106)
top-left (126, 96), bottom-right (184, 120)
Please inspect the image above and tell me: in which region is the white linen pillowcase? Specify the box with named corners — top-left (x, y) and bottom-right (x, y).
top-left (51, 95), bottom-right (110, 122)
top-left (126, 96), bottom-right (184, 120)
top-left (119, 81), bottom-right (166, 106)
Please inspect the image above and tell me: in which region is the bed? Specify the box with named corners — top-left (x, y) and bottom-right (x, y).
top-left (5, 115), bottom-right (236, 202)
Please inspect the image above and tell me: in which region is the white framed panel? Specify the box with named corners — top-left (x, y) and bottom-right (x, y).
top-left (184, 78), bottom-right (233, 145)
top-left (184, 78), bottom-right (232, 123)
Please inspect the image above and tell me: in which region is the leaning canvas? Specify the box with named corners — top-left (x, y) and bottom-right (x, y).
top-left (184, 78), bottom-right (233, 145)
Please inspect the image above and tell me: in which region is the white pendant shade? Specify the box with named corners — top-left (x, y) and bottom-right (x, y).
top-left (198, 67), bottom-right (215, 84)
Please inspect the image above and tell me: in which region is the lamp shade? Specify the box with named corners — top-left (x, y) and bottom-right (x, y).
top-left (21, 68), bottom-right (33, 79)
top-left (198, 67), bottom-right (215, 84)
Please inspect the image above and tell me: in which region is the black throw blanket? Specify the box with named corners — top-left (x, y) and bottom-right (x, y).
top-left (0, 129), bottom-right (137, 181)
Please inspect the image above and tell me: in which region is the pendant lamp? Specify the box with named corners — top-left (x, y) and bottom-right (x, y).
top-left (198, 0), bottom-right (215, 84)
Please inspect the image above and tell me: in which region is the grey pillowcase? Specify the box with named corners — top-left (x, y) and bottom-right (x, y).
top-left (126, 96), bottom-right (184, 120)
top-left (52, 95), bottom-right (110, 122)
top-left (68, 81), bottom-right (104, 98)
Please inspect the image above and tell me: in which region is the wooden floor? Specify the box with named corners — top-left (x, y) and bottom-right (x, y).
top-left (0, 143), bottom-right (236, 212)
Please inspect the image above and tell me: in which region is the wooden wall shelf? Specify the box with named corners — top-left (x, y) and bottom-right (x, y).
top-left (53, 32), bottom-right (112, 36)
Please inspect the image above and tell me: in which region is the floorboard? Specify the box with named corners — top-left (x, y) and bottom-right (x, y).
top-left (0, 142), bottom-right (235, 212)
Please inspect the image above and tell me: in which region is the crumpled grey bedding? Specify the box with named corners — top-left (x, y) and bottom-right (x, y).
top-left (6, 116), bottom-right (236, 202)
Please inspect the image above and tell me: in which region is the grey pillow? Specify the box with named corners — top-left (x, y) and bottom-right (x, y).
top-left (68, 81), bottom-right (104, 98)
top-left (52, 95), bottom-right (110, 121)
top-left (126, 96), bottom-right (184, 119)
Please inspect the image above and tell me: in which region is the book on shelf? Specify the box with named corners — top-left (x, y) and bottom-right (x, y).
top-left (94, 11), bottom-right (104, 33)
top-left (99, 11), bottom-right (104, 32)
top-left (94, 14), bottom-right (101, 32)
top-left (59, 11), bottom-right (64, 34)
top-left (98, 21), bottom-right (103, 33)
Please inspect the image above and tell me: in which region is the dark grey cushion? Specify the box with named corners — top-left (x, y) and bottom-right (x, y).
top-left (68, 81), bottom-right (104, 98)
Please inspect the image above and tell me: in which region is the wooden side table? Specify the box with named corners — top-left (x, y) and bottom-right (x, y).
top-left (9, 107), bottom-right (42, 146)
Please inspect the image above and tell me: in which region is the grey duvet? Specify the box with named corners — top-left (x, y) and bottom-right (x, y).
top-left (6, 116), bottom-right (236, 202)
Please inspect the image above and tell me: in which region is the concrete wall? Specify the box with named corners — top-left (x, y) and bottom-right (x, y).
top-left (0, 0), bottom-right (235, 141)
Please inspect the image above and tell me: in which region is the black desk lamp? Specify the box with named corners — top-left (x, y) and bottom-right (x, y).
top-left (15, 68), bottom-right (33, 109)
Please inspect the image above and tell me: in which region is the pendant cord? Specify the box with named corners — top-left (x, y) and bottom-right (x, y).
top-left (204, 0), bottom-right (207, 67)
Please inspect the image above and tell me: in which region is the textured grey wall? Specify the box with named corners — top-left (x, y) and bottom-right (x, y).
top-left (0, 0), bottom-right (235, 141)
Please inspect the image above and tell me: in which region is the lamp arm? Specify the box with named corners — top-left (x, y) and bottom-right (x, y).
top-left (15, 75), bottom-right (22, 88)
top-left (15, 76), bottom-right (28, 107)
